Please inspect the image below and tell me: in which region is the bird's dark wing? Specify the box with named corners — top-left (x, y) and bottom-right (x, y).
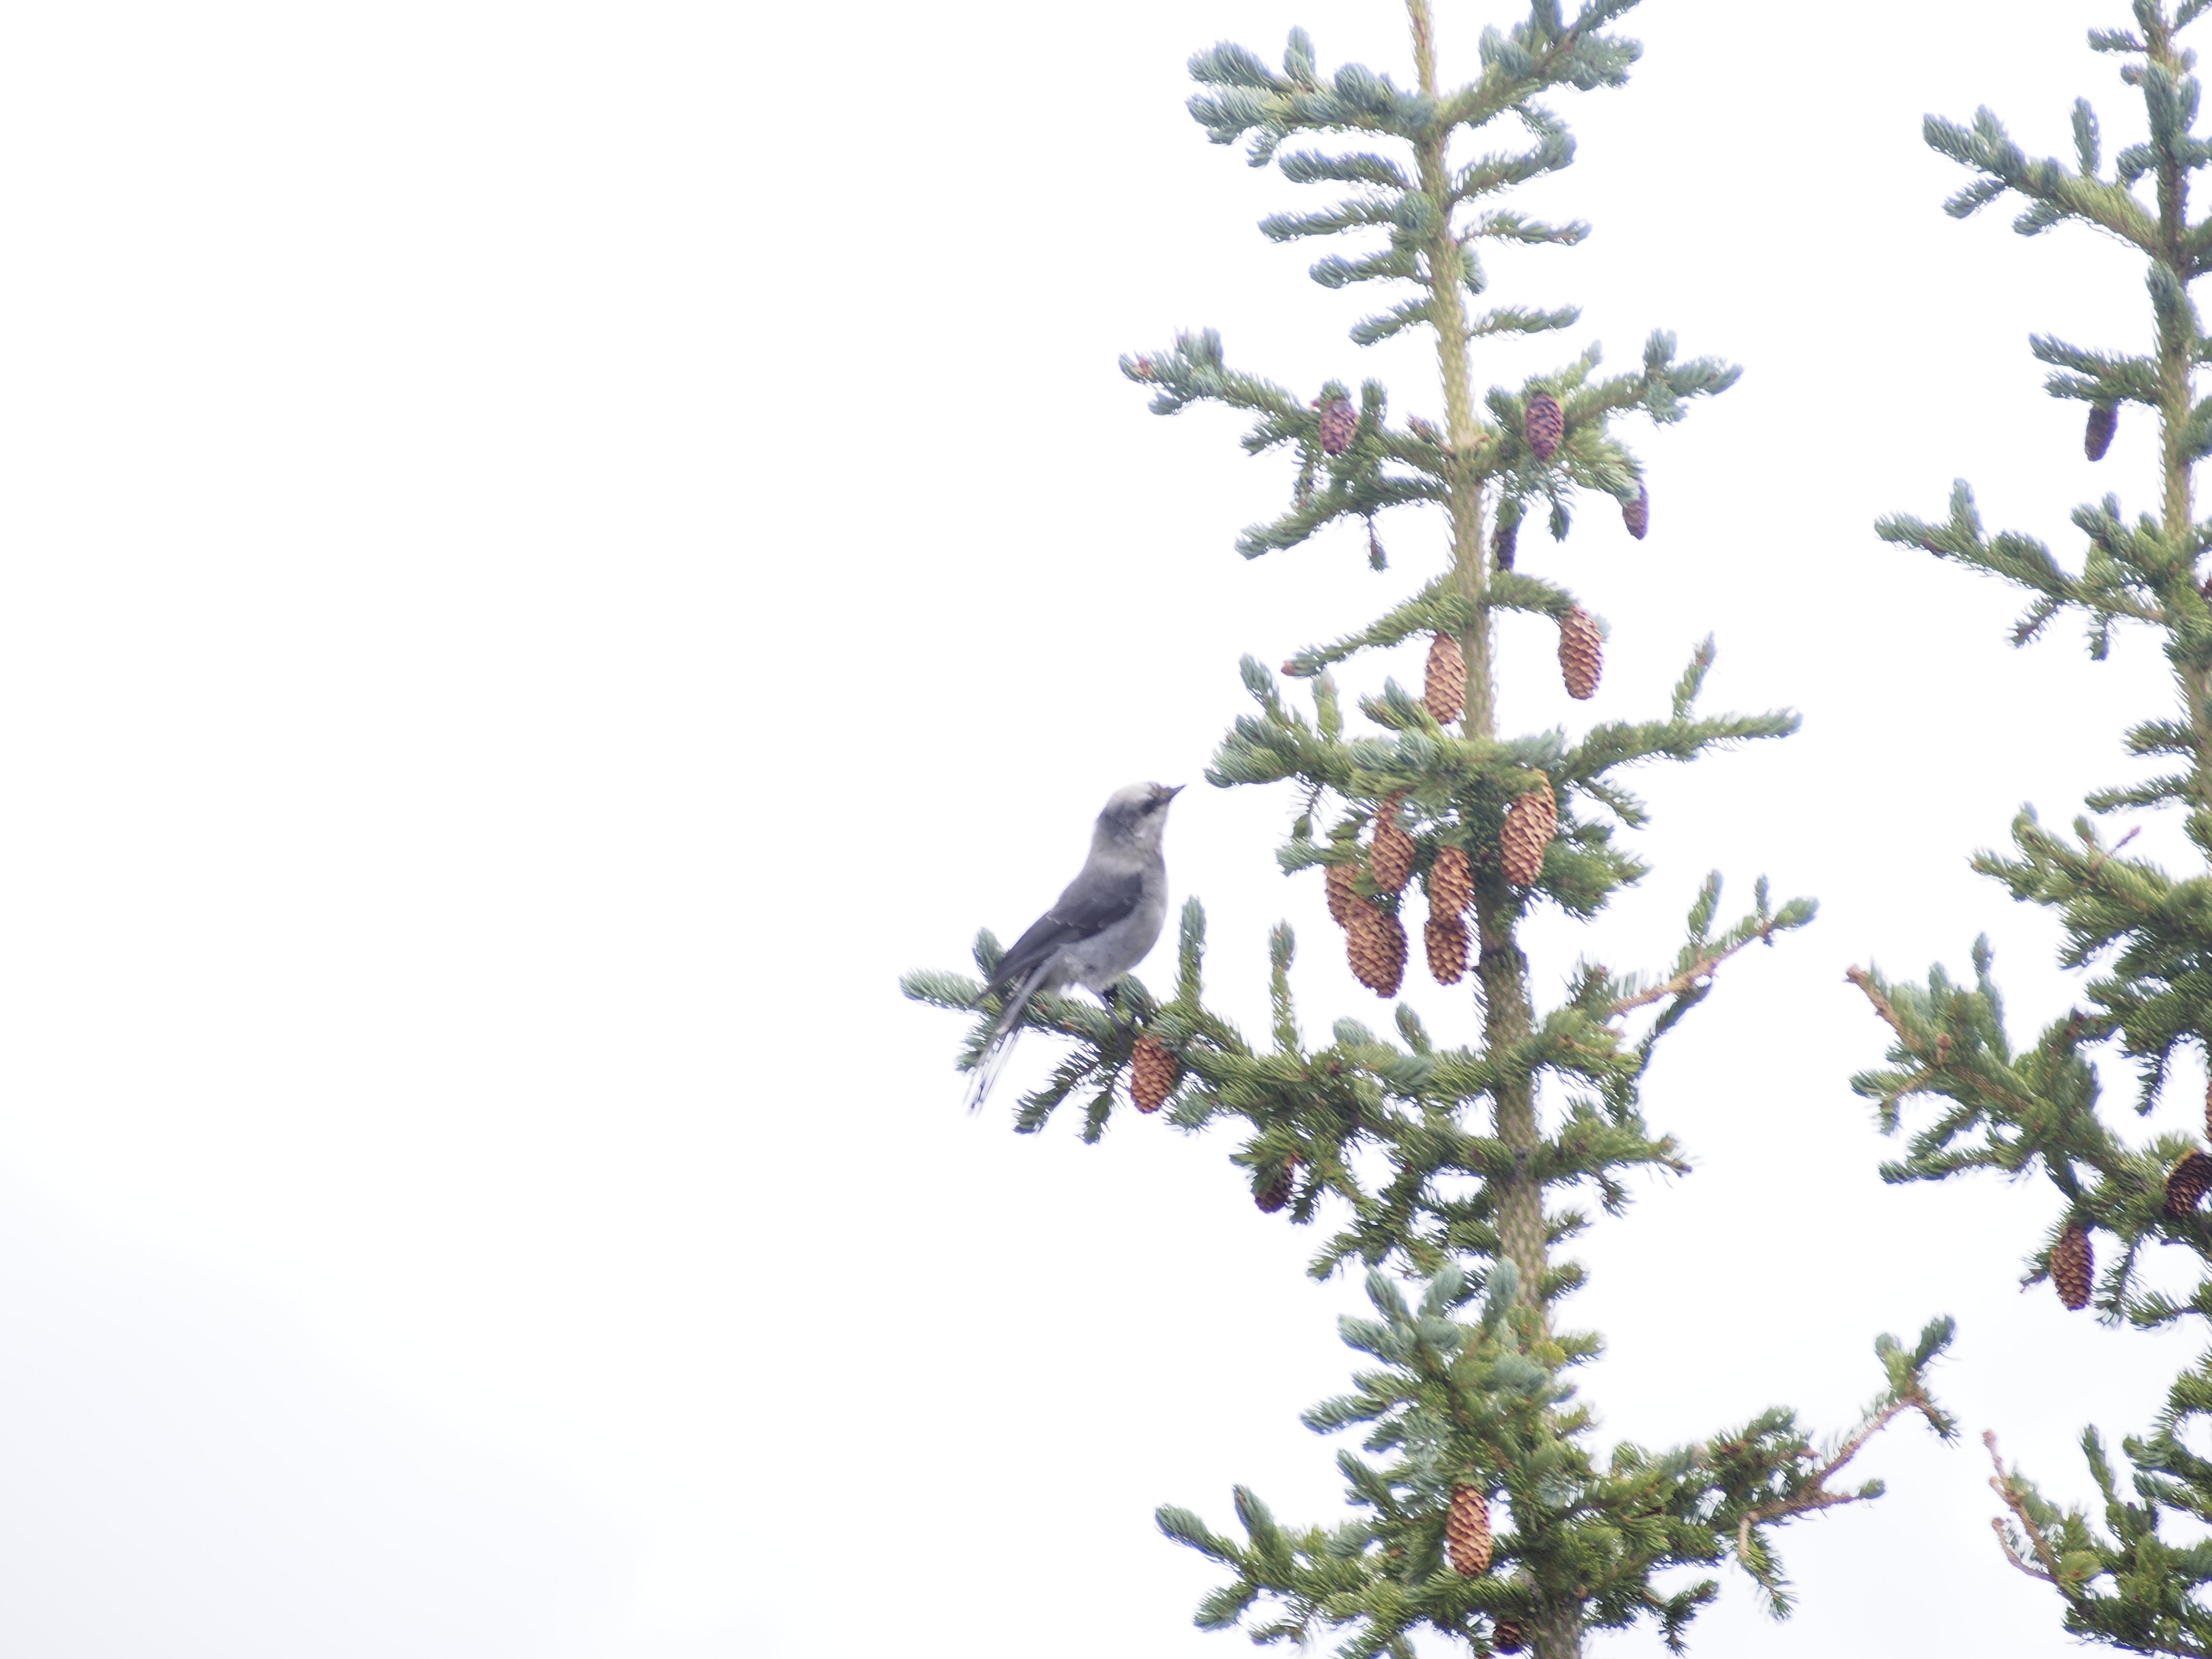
top-left (987, 866), bottom-right (1145, 996)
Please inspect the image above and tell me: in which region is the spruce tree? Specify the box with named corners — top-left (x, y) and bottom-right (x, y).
top-left (909, 4), bottom-right (1951, 1655)
top-left (1850, 5), bottom-right (2212, 1652)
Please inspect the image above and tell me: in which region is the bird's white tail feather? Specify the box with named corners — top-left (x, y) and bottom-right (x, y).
top-left (966, 972), bottom-right (1047, 1113)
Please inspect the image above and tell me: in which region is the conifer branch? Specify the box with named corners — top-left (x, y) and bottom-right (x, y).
top-left (1985, 1432), bottom-right (2067, 1587)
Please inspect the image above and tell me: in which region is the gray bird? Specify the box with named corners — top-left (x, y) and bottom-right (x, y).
top-left (969, 781), bottom-right (1183, 1109)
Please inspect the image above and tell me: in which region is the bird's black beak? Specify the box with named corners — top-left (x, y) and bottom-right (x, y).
top-left (1158, 784), bottom-right (1185, 805)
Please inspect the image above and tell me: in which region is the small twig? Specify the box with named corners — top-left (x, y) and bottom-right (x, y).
top-left (1845, 965), bottom-right (1904, 1035)
top-left (1606, 923), bottom-right (1784, 1020)
top-left (1984, 1431), bottom-right (2062, 1587)
top-left (1843, 968), bottom-right (2055, 1121)
top-left (2083, 824), bottom-right (2142, 878)
top-left (1731, 1389), bottom-right (1946, 1563)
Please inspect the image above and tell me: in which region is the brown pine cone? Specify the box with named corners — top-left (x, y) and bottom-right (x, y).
top-left (2165, 1151), bottom-right (2212, 1219)
top-left (2086, 403), bottom-right (2117, 461)
top-left (1622, 481), bottom-right (1649, 540)
top-left (1492, 515), bottom-right (1517, 571)
top-left (1255, 1156), bottom-right (1297, 1214)
top-left (1347, 903), bottom-right (1407, 998)
top-left (1325, 859), bottom-right (1362, 927)
top-left (1131, 1036), bottom-right (1179, 1113)
top-left (2052, 1223), bottom-right (2093, 1311)
top-left (1500, 781), bottom-right (1557, 887)
top-left (1426, 912), bottom-right (1469, 986)
top-left (1524, 392), bottom-right (1563, 461)
top-left (1319, 397), bottom-right (1357, 457)
top-left (1558, 607), bottom-right (1603, 700)
top-left (1369, 794), bottom-right (1416, 893)
top-left (1493, 1622), bottom-right (1525, 1655)
top-left (1424, 631), bottom-right (1466, 724)
top-left (1325, 860), bottom-right (1360, 927)
top-left (1429, 845), bottom-right (1473, 916)
top-left (1446, 1485), bottom-right (1492, 1576)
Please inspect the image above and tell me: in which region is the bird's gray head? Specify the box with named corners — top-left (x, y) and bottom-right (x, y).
top-left (1093, 781), bottom-right (1183, 856)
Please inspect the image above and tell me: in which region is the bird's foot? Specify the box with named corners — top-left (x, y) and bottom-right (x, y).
top-left (1099, 982), bottom-right (1135, 1034)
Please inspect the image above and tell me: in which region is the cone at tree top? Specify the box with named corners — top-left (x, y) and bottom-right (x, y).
top-left (2086, 403), bottom-right (2117, 461)
top-left (1369, 794), bottom-right (1415, 893)
top-left (1558, 607), bottom-right (1603, 700)
top-left (1492, 1623), bottom-right (1525, 1655)
top-left (1131, 1036), bottom-right (1179, 1113)
top-left (2165, 1152), bottom-right (2212, 1219)
top-left (1425, 912), bottom-right (1468, 986)
top-left (1524, 391), bottom-right (1563, 460)
top-left (1423, 631), bottom-right (1465, 724)
top-left (1318, 397), bottom-right (1356, 457)
top-left (1446, 1485), bottom-right (1493, 1576)
top-left (1622, 481), bottom-right (1649, 540)
top-left (2052, 1224), bottom-right (2093, 1311)
top-left (1429, 845), bottom-right (1472, 916)
top-left (1500, 781), bottom-right (1557, 887)
top-left (1346, 902), bottom-right (1406, 998)
top-left (1325, 859), bottom-right (1359, 927)
top-left (1254, 1157), bottom-right (1296, 1214)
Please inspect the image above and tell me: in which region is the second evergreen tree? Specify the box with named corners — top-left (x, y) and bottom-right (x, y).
top-left (1853, 4), bottom-right (2212, 1652)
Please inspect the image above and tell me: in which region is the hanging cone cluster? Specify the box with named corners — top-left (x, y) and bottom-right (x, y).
top-left (1319, 397), bottom-right (1357, 457)
top-left (1430, 845), bottom-right (1473, 916)
top-left (1424, 631), bottom-right (1466, 723)
top-left (1492, 1622), bottom-right (1525, 1655)
top-left (1426, 914), bottom-right (1468, 986)
top-left (1446, 1485), bottom-right (1493, 1576)
top-left (2164, 1151), bottom-right (2212, 1219)
top-left (1622, 481), bottom-right (1649, 540)
top-left (1492, 515), bottom-right (1517, 571)
top-left (1131, 1036), bottom-right (1179, 1114)
top-left (1558, 607), bottom-right (1603, 700)
top-left (2053, 1223), bottom-right (2093, 1310)
top-left (1370, 794), bottom-right (1415, 893)
top-left (1326, 860), bottom-right (1359, 926)
top-left (1254, 1156), bottom-right (1297, 1214)
top-left (1523, 391), bottom-right (1563, 461)
top-left (1347, 903), bottom-right (1407, 998)
top-left (2086, 403), bottom-right (2117, 461)
top-left (1500, 781), bottom-right (1556, 887)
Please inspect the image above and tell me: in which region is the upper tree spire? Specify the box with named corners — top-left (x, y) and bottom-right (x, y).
top-left (912, 4), bottom-right (1952, 1656)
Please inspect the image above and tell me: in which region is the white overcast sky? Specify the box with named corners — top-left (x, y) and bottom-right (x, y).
top-left (0, 0), bottom-right (2197, 1654)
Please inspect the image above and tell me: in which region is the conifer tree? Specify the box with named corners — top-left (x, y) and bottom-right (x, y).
top-left (1849, 5), bottom-right (2212, 1652)
top-left (909, 4), bottom-right (1951, 1655)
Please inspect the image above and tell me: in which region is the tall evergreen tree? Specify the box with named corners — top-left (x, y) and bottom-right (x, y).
top-left (1851, 4), bottom-right (2212, 1652)
top-left (911, 4), bottom-right (1951, 1655)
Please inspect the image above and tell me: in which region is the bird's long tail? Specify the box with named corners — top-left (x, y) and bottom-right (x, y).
top-left (966, 972), bottom-right (1046, 1113)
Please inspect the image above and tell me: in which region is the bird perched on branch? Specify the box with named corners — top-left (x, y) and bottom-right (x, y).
top-left (968, 781), bottom-right (1182, 1110)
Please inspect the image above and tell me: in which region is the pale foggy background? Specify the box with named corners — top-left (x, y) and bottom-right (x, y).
top-left (0, 0), bottom-right (2187, 1653)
